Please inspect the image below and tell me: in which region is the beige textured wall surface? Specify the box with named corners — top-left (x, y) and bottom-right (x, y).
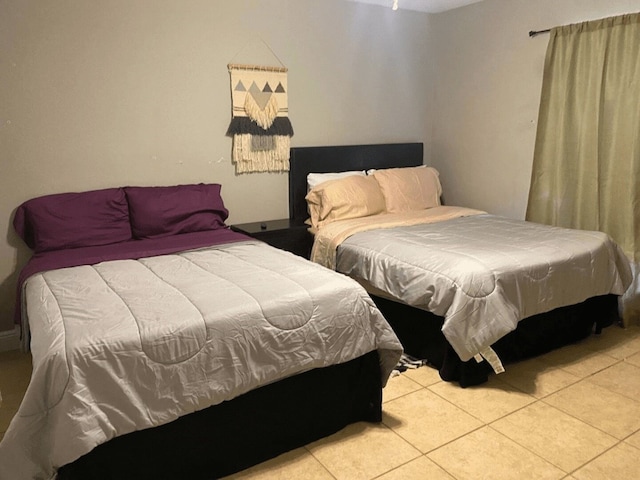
top-left (429, 0), bottom-right (640, 218)
top-left (0, 0), bottom-right (434, 331)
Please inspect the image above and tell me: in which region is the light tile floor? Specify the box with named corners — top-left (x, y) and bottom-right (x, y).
top-left (2, 325), bottom-right (640, 479)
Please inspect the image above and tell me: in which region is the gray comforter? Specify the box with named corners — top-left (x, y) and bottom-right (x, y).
top-left (0, 240), bottom-right (402, 480)
top-left (336, 214), bottom-right (632, 363)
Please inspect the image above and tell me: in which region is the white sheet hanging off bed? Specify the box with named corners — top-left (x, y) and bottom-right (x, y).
top-left (0, 241), bottom-right (402, 480)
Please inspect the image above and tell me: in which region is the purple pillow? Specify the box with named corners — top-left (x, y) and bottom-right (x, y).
top-left (125, 184), bottom-right (229, 239)
top-left (13, 188), bottom-right (132, 253)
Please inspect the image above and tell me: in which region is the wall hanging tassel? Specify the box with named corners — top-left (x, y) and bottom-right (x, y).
top-left (244, 90), bottom-right (279, 129)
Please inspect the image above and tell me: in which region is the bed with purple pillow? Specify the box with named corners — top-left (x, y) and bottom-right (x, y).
top-left (0, 183), bottom-right (402, 480)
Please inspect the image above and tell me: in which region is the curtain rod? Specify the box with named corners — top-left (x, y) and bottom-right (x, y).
top-left (529, 28), bottom-right (551, 37)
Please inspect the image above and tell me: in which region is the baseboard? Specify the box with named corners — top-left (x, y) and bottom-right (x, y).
top-left (0, 326), bottom-right (20, 352)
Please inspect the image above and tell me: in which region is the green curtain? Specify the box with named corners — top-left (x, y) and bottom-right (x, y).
top-left (526, 13), bottom-right (640, 263)
top-left (526, 13), bottom-right (640, 325)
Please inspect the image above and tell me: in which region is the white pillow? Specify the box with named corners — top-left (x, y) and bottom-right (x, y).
top-left (307, 170), bottom-right (366, 191)
top-left (366, 165), bottom-right (425, 175)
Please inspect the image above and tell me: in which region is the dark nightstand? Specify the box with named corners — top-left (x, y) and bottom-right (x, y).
top-left (230, 218), bottom-right (313, 259)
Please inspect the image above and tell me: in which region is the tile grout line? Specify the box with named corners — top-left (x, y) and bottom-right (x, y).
top-left (302, 446), bottom-right (340, 480)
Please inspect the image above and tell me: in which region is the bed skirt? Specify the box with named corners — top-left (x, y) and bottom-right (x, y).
top-left (57, 350), bottom-right (382, 480)
top-left (371, 294), bottom-right (620, 388)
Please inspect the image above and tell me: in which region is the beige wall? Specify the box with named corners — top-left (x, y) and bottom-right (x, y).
top-left (0, 0), bottom-right (434, 331)
top-left (430, 0), bottom-right (640, 218)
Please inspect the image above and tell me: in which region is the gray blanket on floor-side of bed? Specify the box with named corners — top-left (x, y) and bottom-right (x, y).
top-left (337, 214), bottom-right (632, 362)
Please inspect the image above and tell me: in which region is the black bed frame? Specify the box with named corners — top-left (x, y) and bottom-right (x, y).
top-left (288, 142), bottom-right (620, 387)
top-left (289, 142), bottom-right (423, 224)
top-left (58, 350), bottom-right (381, 480)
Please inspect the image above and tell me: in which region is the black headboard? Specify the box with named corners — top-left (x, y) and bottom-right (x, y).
top-left (288, 143), bottom-right (424, 223)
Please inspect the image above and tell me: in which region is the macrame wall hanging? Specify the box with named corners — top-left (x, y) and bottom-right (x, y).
top-left (226, 63), bottom-right (294, 174)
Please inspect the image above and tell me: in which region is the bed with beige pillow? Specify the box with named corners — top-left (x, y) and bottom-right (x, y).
top-left (289, 143), bottom-right (632, 387)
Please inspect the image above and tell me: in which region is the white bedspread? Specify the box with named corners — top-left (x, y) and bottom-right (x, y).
top-left (334, 214), bottom-right (632, 363)
top-left (0, 241), bottom-right (402, 480)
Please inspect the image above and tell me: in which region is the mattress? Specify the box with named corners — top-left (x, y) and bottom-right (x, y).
top-left (331, 214), bottom-right (632, 364)
top-left (0, 240), bottom-right (402, 480)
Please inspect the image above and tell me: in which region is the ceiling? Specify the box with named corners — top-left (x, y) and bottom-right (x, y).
top-left (346, 0), bottom-right (484, 13)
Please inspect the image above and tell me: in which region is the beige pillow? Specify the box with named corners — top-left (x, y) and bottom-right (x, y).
top-left (305, 175), bottom-right (386, 228)
top-left (373, 166), bottom-right (442, 213)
